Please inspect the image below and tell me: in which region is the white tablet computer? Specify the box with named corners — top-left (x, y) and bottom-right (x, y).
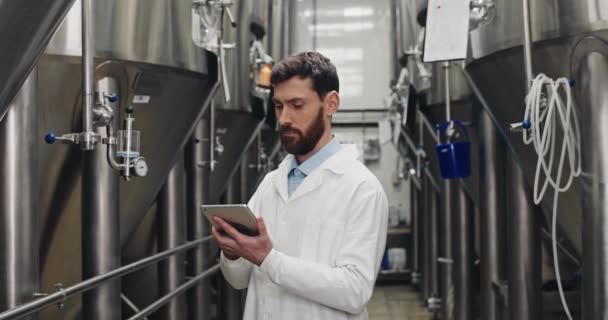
top-left (201, 204), bottom-right (259, 236)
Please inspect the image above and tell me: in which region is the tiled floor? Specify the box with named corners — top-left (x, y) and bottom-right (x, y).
top-left (368, 285), bottom-right (433, 320)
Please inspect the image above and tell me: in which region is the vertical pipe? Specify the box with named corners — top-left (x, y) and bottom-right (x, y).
top-left (478, 109), bottom-right (505, 320)
top-left (511, 1), bottom-right (542, 316)
top-left (440, 61), bottom-right (453, 318)
top-left (391, 0), bottom-right (404, 80)
top-left (439, 180), bottom-right (454, 319)
top-left (82, 77), bottom-right (121, 320)
top-left (241, 151), bottom-right (250, 202)
top-left (429, 187), bottom-right (439, 302)
top-left (507, 155), bottom-right (541, 320)
top-left (269, 0), bottom-right (283, 61)
top-left (522, 0), bottom-right (534, 88)
top-left (0, 69), bottom-right (39, 318)
top-left (420, 170), bottom-right (431, 300)
top-left (81, 0), bottom-right (95, 150)
top-left (576, 52), bottom-right (608, 320)
top-left (219, 174), bottom-right (244, 320)
top-left (186, 116), bottom-right (213, 320)
top-left (444, 62), bottom-right (451, 123)
top-left (410, 176), bottom-right (420, 285)
top-left (237, 0), bottom-right (254, 110)
top-left (281, 0), bottom-right (291, 57)
top-left (453, 184), bottom-right (473, 320)
top-left (157, 153), bottom-right (187, 320)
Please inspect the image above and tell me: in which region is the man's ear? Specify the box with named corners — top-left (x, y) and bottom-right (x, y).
top-left (324, 91), bottom-right (340, 116)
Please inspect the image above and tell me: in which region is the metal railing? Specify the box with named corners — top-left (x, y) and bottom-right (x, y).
top-left (0, 236), bottom-right (217, 320)
top-left (127, 265), bottom-right (220, 320)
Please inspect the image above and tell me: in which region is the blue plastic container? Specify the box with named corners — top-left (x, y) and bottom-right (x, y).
top-left (435, 120), bottom-right (471, 179)
top-left (381, 251), bottom-right (389, 270)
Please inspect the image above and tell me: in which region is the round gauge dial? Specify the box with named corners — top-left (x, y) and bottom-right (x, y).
top-left (134, 158), bottom-right (148, 177)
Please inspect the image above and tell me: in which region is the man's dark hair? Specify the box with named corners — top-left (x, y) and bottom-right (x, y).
top-left (270, 52), bottom-right (339, 99)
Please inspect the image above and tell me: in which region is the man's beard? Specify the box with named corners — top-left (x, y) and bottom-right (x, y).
top-left (279, 107), bottom-right (325, 156)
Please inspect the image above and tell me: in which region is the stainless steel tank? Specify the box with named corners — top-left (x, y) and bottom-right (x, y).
top-left (466, 1), bottom-right (608, 318)
top-left (0, 0), bottom-right (218, 318)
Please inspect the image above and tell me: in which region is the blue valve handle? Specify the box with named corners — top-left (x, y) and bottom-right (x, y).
top-left (106, 93), bottom-right (119, 103)
top-left (522, 119), bottom-right (532, 129)
top-left (45, 133), bottom-right (56, 144)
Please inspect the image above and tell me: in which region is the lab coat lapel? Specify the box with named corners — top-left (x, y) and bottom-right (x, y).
top-left (289, 174), bottom-right (322, 201)
top-left (271, 155), bottom-right (292, 203)
top-left (270, 145), bottom-right (360, 203)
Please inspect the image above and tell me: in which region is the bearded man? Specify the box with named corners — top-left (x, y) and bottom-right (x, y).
top-left (212, 51), bottom-right (389, 320)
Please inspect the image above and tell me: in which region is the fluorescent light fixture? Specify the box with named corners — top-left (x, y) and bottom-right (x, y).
top-left (299, 6), bottom-right (374, 18)
top-left (308, 21), bottom-right (374, 32)
top-left (343, 6), bottom-right (374, 17)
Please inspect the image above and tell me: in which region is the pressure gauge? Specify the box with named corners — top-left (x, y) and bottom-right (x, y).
top-left (133, 157), bottom-right (148, 177)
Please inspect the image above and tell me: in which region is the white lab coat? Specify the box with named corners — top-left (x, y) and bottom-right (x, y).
top-left (220, 144), bottom-right (389, 320)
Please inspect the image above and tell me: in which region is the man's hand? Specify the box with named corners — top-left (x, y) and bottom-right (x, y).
top-left (211, 217), bottom-right (273, 266)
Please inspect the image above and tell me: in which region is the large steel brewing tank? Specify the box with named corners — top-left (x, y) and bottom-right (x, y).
top-left (467, 3), bottom-right (608, 318)
top-left (35, 0), bottom-right (217, 318)
top-left (466, 0), bottom-right (608, 262)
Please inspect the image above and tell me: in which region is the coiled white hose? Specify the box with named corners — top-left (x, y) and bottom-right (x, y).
top-left (522, 73), bottom-right (581, 320)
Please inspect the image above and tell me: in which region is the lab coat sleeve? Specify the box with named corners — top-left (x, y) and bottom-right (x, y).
top-left (259, 184), bottom-right (389, 314)
top-left (220, 253), bottom-right (253, 290)
top-left (219, 175), bottom-right (269, 289)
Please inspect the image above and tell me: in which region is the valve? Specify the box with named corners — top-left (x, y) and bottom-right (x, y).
top-left (105, 93), bottom-right (119, 103)
top-left (469, 0), bottom-right (496, 30)
top-left (510, 119), bottom-right (532, 132)
top-left (46, 83), bottom-right (147, 180)
top-left (45, 133), bottom-right (56, 144)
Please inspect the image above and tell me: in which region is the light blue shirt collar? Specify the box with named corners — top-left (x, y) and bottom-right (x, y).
top-left (288, 137), bottom-right (342, 176)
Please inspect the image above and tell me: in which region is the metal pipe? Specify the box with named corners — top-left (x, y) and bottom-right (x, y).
top-left (186, 115), bottom-right (214, 320)
top-left (219, 174), bottom-right (245, 320)
top-left (121, 294), bottom-right (148, 320)
top-left (424, 166), bottom-right (442, 193)
top-left (507, 2), bottom-right (541, 317)
top-left (522, 0), bottom-right (534, 88)
top-left (577, 51), bottom-right (608, 320)
top-left (453, 184), bottom-right (473, 320)
top-left (0, 69), bottom-right (38, 319)
top-left (507, 155), bottom-right (541, 320)
top-left (439, 179), bottom-right (454, 319)
top-left (410, 176), bottom-right (421, 284)
top-left (210, 100), bottom-right (216, 171)
top-left (478, 109), bottom-right (505, 320)
top-left (82, 77), bottom-right (121, 320)
top-left (391, 0), bottom-right (404, 80)
top-left (269, 0), bottom-right (284, 61)
top-left (157, 153), bottom-right (188, 320)
top-left (128, 265), bottom-right (221, 320)
top-left (459, 66), bottom-right (518, 160)
top-left (281, 0), bottom-right (291, 57)
top-left (428, 188), bottom-right (440, 306)
top-left (81, 0), bottom-right (95, 150)
top-left (0, 236), bottom-right (213, 320)
top-left (420, 169), bottom-right (430, 299)
top-left (240, 149), bottom-right (250, 201)
top-left (539, 228), bottom-right (580, 266)
top-left (444, 61), bottom-right (451, 123)
top-left (417, 110), bottom-right (440, 143)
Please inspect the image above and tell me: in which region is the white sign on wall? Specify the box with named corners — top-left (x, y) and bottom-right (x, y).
top-left (423, 0), bottom-right (471, 62)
